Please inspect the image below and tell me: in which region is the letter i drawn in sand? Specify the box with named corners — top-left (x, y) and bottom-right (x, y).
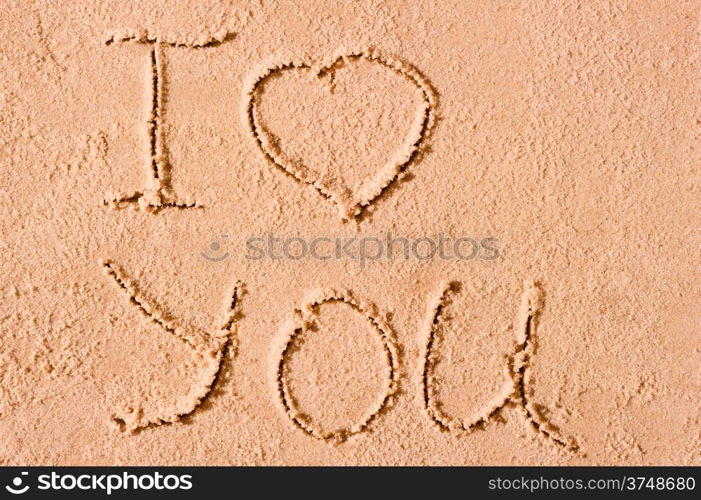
top-left (103, 29), bottom-right (235, 212)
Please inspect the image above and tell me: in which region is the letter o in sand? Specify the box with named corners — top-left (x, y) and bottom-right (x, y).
top-left (274, 289), bottom-right (399, 442)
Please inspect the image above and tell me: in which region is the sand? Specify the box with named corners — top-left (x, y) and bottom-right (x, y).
top-left (0, 0), bottom-right (699, 465)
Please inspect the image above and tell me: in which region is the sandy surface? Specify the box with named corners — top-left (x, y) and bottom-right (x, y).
top-left (0, 0), bottom-right (699, 465)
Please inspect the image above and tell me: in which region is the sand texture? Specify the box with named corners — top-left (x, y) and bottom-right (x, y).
top-left (0, 0), bottom-right (699, 465)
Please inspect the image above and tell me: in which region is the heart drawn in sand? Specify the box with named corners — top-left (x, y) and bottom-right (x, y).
top-left (243, 48), bottom-right (437, 220)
